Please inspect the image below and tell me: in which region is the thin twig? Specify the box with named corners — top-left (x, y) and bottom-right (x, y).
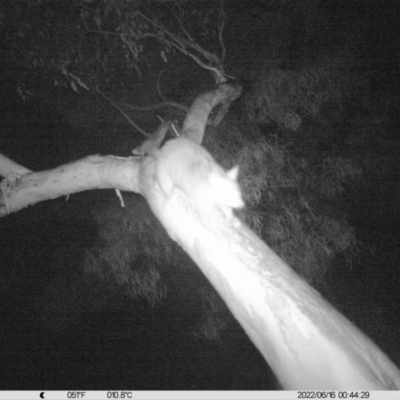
top-left (96, 88), bottom-right (149, 137)
top-left (218, 0), bottom-right (227, 63)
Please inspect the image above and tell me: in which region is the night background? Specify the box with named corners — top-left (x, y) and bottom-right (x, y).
top-left (0, 0), bottom-right (399, 390)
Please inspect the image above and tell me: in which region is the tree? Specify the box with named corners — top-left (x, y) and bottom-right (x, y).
top-left (1, 0), bottom-right (400, 389)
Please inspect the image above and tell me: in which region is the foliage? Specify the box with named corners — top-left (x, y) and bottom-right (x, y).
top-left (79, 193), bottom-right (236, 340)
top-left (192, 287), bottom-right (229, 341)
top-left (246, 54), bottom-right (363, 131)
top-left (3, 0), bottom-right (226, 98)
top-left (237, 135), bottom-right (360, 283)
top-left (234, 41), bottom-right (367, 284)
top-left (82, 196), bottom-right (169, 306)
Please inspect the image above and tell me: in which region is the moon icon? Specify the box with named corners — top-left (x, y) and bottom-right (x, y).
top-left (40, 393), bottom-right (45, 399)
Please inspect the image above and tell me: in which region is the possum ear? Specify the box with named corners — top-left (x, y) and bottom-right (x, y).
top-left (226, 165), bottom-right (239, 180)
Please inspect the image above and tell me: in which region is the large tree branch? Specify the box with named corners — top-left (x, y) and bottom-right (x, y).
top-left (131, 80), bottom-right (400, 389)
top-left (133, 84), bottom-right (400, 388)
top-left (0, 153), bottom-right (32, 178)
top-left (145, 184), bottom-right (400, 389)
top-left (0, 83), bottom-right (240, 216)
top-left (0, 155), bottom-right (140, 216)
top-left (181, 82), bottom-right (242, 143)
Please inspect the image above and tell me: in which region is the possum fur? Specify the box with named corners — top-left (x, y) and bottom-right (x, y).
top-left (156, 137), bottom-right (244, 219)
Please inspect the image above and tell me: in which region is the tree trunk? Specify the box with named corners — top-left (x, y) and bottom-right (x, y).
top-left (144, 185), bottom-right (400, 389)
top-left (136, 83), bottom-right (400, 389)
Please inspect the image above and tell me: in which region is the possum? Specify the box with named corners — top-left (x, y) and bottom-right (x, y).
top-left (156, 137), bottom-right (244, 221)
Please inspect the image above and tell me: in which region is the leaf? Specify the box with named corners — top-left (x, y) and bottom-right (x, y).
top-left (60, 64), bottom-right (68, 76)
top-left (72, 75), bottom-right (89, 91)
top-left (160, 50), bottom-right (168, 63)
top-left (94, 14), bottom-right (102, 29)
top-left (70, 81), bottom-right (78, 93)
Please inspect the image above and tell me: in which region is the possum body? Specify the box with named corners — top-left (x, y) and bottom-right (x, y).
top-left (156, 138), bottom-right (244, 219)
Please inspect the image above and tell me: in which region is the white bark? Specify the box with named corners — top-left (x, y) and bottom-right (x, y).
top-left (0, 154), bottom-right (140, 216)
top-left (140, 153), bottom-right (400, 390)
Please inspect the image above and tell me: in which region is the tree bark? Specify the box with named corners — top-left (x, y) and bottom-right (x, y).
top-left (143, 179), bottom-right (400, 389)
top-left (137, 83), bottom-right (400, 389)
top-left (0, 154), bottom-right (140, 216)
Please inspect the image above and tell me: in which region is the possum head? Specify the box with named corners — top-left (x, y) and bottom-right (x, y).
top-left (156, 137), bottom-right (244, 220)
top-left (207, 165), bottom-right (244, 209)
